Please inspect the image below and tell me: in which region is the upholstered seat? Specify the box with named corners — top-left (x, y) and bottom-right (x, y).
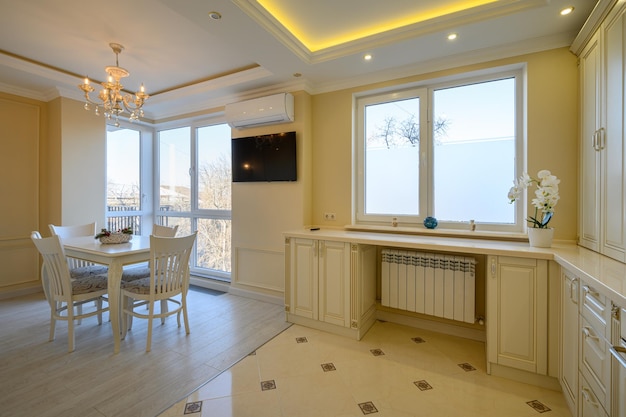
top-left (121, 224), bottom-right (179, 282)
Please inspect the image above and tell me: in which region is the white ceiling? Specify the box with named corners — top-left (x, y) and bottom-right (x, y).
top-left (0, 0), bottom-right (597, 122)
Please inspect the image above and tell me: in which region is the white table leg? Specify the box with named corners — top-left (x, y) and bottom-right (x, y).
top-left (108, 260), bottom-right (123, 354)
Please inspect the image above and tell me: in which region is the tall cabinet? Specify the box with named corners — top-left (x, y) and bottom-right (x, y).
top-left (576, 0), bottom-right (626, 263)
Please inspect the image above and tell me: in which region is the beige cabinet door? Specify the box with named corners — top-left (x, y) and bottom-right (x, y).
top-left (600, 6), bottom-right (626, 262)
top-left (578, 31), bottom-right (602, 253)
top-left (289, 238), bottom-right (318, 320)
top-left (318, 240), bottom-right (350, 327)
top-left (561, 269), bottom-right (579, 416)
top-left (487, 256), bottom-right (548, 374)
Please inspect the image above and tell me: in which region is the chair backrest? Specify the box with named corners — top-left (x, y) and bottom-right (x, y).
top-left (152, 224), bottom-right (179, 237)
top-left (31, 232), bottom-right (73, 303)
top-left (150, 232), bottom-right (197, 297)
top-left (49, 222), bottom-right (97, 238)
top-left (49, 222), bottom-right (98, 270)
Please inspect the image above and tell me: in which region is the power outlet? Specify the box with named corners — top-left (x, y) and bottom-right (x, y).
top-left (324, 212), bottom-right (336, 221)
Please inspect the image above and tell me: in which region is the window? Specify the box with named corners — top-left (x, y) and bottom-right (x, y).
top-left (106, 127), bottom-right (145, 233)
top-left (157, 123), bottom-right (232, 280)
top-left (355, 67), bottom-right (524, 232)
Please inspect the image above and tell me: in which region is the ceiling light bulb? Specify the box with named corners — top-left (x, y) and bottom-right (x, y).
top-left (447, 33), bottom-right (458, 41)
top-left (560, 7), bottom-right (574, 16)
top-left (364, 54), bottom-right (372, 61)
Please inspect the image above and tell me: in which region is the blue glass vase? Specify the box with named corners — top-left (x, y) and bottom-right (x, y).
top-left (423, 216), bottom-right (438, 229)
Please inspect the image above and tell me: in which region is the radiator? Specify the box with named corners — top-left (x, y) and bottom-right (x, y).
top-left (381, 249), bottom-right (476, 324)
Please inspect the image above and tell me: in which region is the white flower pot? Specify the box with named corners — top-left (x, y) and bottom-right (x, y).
top-left (528, 228), bottom-right (554, 248)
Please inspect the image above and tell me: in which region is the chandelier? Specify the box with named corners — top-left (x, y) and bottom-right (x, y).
top-left (78, 43), bottom-right (149, 126)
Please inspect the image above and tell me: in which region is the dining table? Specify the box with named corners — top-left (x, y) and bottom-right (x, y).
top-left (62, 235), bottom-right (151, 353)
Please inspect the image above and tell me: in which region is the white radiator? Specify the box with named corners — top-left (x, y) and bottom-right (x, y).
top-left (381, 249), bottom-right (476, 324)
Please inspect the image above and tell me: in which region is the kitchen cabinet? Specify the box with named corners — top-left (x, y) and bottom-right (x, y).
top-left (578, 2), bottom-right (626, 263)
top-left (561, 268), bottom-right (580, 416)
top-left (486, 256), bottom-right (548, 374)
top-left (285, 237), bottom-right (377, 339)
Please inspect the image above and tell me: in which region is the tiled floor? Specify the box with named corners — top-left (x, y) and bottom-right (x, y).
top-left (159, 321), bottom-right (571, 417)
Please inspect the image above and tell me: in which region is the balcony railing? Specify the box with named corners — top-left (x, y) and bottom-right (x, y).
top-left (106, 206), bottom-right (173, 234)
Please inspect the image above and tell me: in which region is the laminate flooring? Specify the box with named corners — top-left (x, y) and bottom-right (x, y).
top-left (0, 286), bottom-right (290, 417)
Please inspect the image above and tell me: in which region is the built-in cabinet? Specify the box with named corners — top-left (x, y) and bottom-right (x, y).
top-left (559, 265), bottom-right (623, 417)
top-left (578, 1), bottom-right (626, 263)
top-left (561, 269), bottom-right (580, 416)
top-left (486, 256), bottom-right (548, 375)
top-left (285, 237), bottom-right (377, 339)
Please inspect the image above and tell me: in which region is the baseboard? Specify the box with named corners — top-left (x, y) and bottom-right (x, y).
top-left (228, 285), bottom-right (284, 306)
top-left (190, 276), bottom-right (231, 294)
top-left (488, 363), bottom-right (562, 391)
top-left (0, 285), bottom-right (42, 300)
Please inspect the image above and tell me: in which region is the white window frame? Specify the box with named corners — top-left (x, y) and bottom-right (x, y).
top-left (105, 122), bottom-right (154, 235)
top-left (155, 116), bottom-right (232, 281)
top-left (353, 64), bottom-right (526, 232)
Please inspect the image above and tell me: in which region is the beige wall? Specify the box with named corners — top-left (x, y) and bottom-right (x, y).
top-left (230, 91), bottom-right (313, 298)
top-left (311, 47), bottom-right (578, 241)
top-left (0, 93), bottom-right (43, 293)
top-left (59, 98), bottom-right (107, 228)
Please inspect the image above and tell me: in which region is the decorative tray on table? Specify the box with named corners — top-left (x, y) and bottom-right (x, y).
top-left (95, 228), bottom-right (133, 244)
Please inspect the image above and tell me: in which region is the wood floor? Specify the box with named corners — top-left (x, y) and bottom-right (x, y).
top-left (0, 286), bottom-right (291, 417)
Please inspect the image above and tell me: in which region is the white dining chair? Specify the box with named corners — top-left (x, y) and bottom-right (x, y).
top-left (121, 224), bottom-right (179, 282)
top-left (121, 232), bottom-right (197, 352)
top-left (31, 231), bottom-right (109, 352)
top-left (49, 222), bottom-right (109, 278)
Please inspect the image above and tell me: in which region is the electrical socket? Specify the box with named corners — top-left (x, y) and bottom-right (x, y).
top-left (324, 212), bottom-right (336, 221)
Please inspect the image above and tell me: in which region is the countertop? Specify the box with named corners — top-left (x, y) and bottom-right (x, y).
top-left (284, 228), bottom-right (626, 308)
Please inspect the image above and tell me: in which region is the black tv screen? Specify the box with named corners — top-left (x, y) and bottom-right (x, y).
top-left (232, 132), bottom-right (297, 182)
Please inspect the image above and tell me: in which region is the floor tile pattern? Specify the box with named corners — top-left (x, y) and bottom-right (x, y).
top-left (160, 321), bottom-right (572, 417)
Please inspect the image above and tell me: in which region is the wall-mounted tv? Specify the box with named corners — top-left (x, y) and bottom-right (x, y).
top-left (232, 131), bottom-right (297, 182)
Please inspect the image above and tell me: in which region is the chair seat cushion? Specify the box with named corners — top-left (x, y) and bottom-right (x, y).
top-left (70, 265), bottom-right (109, 279)
top-left (121, 267), bottom-right (151, 282)
top-left (72, 275), bottom-right (108, 294)
top-left (121, 277), bottom-right (153, 295)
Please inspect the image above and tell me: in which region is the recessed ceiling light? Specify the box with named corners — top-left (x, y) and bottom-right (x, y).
top-left (364, 54), bottom-right (373, 61)
top-left (560, 7), bottom-right (574, 16)
top-left (447, 33), bottom-right (458, 41)
top-left (208, 11), bottom-right (222, 20)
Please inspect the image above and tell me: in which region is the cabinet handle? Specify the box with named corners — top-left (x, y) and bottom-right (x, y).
top-left (597, 127), bottom-right (605, 150)
top-left (490, 258), bottom-right (496, 277)
top-left (570, 277), bottom-right (578, 304)
top-left (582, 326), bottom-right (599, 341)
top-left (581, 387), bottom-right (600, 407)
top-left (592, 130), bottom-right (598, 151)
top-left (582, 285), bottom-right (599, 298)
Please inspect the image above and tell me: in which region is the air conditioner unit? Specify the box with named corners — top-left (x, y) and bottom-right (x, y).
top-left (225, 93), bottom-right (294, 129)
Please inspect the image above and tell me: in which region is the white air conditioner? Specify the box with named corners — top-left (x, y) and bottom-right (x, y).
top-left (225, 93), bottom-right (294, 129)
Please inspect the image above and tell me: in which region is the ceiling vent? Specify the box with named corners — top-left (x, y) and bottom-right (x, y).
top-left (225, 93), bottom-right (294, 129)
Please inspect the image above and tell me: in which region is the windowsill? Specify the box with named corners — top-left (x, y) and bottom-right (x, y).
top-left (344, 224), bottom-right (528, 242)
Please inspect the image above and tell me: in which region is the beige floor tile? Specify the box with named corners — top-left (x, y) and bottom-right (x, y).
top-left (163, 321), bottom-right (571, 417)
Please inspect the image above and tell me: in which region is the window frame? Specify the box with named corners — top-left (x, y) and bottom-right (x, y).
top-left (105, 123), bottom-right (153, 235)
top-left (155, 116), bottom-right (232, 281)
top-left (353, 64), bottom-right (526, 232)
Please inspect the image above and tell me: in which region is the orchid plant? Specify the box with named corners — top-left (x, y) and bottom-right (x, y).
top-left (508, 170), bottom-right (560, 229)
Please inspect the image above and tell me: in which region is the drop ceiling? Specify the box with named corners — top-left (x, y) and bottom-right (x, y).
top-left (0, 0), bottom-right (597, 122)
